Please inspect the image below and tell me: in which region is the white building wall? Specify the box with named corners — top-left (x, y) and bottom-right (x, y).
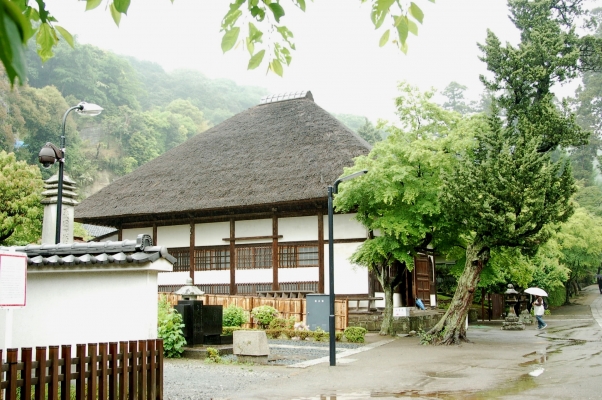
top-left (323, 214), bottom-right (368, 240)
top-left (279, 267), bottom-right (319, 283)
top-left (323, 242), bottom-right (368, 295)
top-left (195, 222), bottom-right (229, 246)
top-left (279, 216), bottom-right (318, 242)
top-left (194, 270), bottom-right (231, 285)
top-left (236, 219), bottom-right (272, 243)
top-left (0, 260), bottom-right (171, 351)
top-left (102, 234), bottom-right (119, 242)
top-left (236, 268), bottom-right (273, 283)
top-left (122, 227), bottom-right (152, 241)
top-left (157, 225), bottom-right (189, 248)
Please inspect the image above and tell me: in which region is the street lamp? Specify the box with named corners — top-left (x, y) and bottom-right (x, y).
top-left (38, 102), bottom-right (103, 244)
top-left (328, 169), bottom-right (368, 366)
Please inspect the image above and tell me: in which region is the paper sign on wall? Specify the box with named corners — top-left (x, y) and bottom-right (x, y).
top-left (0, 251), bottom-right (27, 308)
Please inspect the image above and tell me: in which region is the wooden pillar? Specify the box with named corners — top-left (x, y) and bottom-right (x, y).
top-left (272, 214), bottom-right (279, 291)
top-left (317, 212), bottom-right (325, 293)
top-left (152, 224), bottom-right (157, 246)
top-left (117, 225), bottom-right (122, 241)
top-left (189, 221), bottom-right (195, 282)
top-left (229, 219), bottom-right (236, 295)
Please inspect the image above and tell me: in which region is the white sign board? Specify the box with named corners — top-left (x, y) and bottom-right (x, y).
top-left (393, 307), bottom-right (411, 317)
top-left (0, 251), bottom-right (27, 308)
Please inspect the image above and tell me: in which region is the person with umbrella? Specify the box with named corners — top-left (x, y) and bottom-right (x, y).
top-left (525, 287), bottom-right (548, 330)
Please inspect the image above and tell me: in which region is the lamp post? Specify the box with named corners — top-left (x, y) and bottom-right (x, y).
top-left (328, 169), bottom-right (367, 366)
top-left (38, 102), bottom-right (103, 244)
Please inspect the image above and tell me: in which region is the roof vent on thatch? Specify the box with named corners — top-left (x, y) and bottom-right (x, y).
top-left (259, 90), bottom-right (313, 105)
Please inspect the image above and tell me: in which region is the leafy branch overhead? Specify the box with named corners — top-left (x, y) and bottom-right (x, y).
top-left (1, 0), bottom-right (432, 85)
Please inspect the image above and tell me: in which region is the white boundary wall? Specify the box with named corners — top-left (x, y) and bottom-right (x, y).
top-left (0, 259), bottom-right (172, 350)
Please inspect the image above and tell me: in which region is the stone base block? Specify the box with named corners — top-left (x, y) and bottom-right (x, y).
top-left (236, 354), bottom-right (269, 365)
top-left (233, 330), bottom-right (270, 357)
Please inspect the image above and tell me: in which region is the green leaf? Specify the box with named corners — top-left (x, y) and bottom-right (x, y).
top-left (268, 3), bottom-right (285, 23)
top-left (3, 0), bottom-right (33, 40)
top-left (54, 25), bottom-right (74, 47)
top-left (294, 0), bottom-right (306, 12)
top-left (248, 49), bottom-right (265, 69)
top-left (248, 22), bottom-right (263, 42)
top-left (246, 37), bottom-right (254, 55)
top-left (395, 16), bottom-right (408, 45)
top-left (250, 5), bottom-right (265, 20)
top-left (409, 2), bottom-right (424, 24)
top-left (379, 29), bottom-right (390, 47)
top-left (113, 0), bottom-right (131, 14)
top-left (371, 0), bottom-right (395, 29)
top-left (221, 27), bottom-right (240, 52)
top-left (85, 0), bottom-right (103, 11)
top-left (0, 8), bottom-right (26, 84)
top-left (222, 9), bottom-right (242, 28)
top-left (269, 58), bottom-right (283, 76)
top-left (36, 22), bottom-right (57, 61)
top-left (109, 3), bottom-right (121, 26)
top-left (407, 19), bottom-right (418, 36)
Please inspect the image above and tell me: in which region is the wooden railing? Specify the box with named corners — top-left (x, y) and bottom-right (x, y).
top-left (159, 293), bottom-right (348, 331)
top-left (0, 340), bottom-right (163, 400)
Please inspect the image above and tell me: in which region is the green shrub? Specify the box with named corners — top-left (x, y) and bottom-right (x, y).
top-left (269, 317), bottom-right (295, 329)
top-left (312, 327), bottom-right (328, 342)
top-left (157, 296), bottom-right (187, 358)
top-left (547, 286), bottom-right (566, 307)
top-left (335, 332), bottom-right (343, 342)
top-left (282, 329), bottom-right (295, 339)
top-left (206, 347), bottom-right (221, 363)
top-left (344, 326), bottom-right (367, 343)
top-left (265, 328), bottom-right (282, 339)
top-left (223, 326), bottom-right (244, 335)
top-left (223, 304), bottom-right (248, 327)
top-left (251, 305), bottom-right (279, 328)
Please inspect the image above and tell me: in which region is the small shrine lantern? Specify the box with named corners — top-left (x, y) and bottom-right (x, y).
top-left (174, 277), bottom-right (205, 300)
top-left (504, 284), bottom-right (519, 317)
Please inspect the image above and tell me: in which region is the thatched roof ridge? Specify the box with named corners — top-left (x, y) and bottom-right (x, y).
top-left (76, 96), bottom-right (371, 225)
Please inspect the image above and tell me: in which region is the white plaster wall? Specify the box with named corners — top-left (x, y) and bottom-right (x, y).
top-left (157, 225), bottom-right (189, 248)
top-left (0, 263), bottom-right (167, 351)
top-left (101, 234), bottom-right (119, 242)
top-left (236, 219), bottom-right (272, 244)
top-left (279, 267), bottom-right (319, 283)
top-left (195, 270), bottom-right (231, 285)
top-left (279, 216), bottom-right (318, 242)
top-left (195, 222), bottom-right (230, 246)
top-left (322, 214), bottom-right (368, 240)
top-left (122, 227), bottom-right (152, 241)
top-left (158, 271), bottom-right (190, 285)
top-left (323, 242), bottom-right (369, 295)
top-left (236, 268), bottom-right (272, 283)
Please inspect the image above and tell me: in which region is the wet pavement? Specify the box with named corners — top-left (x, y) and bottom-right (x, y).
top-left (169, 285), bottom-right (602, 400)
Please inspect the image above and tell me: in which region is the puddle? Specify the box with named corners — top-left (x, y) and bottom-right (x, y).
top-left (425, 371), bottom-right (468, 379)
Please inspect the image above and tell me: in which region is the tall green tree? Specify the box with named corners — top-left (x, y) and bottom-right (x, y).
top-left (356, 118), bottom-right (382, 145)
top-left (427, 0), bottom-right (592, 344)
top-left (335, 83), bottom-right (477, 335)
top-left (441, 81), bottom-right (477, 115)
top-left (0, 151), bottom-right (43, 245)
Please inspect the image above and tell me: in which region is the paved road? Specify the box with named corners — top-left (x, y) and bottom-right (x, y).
top-left (166, 285), bottom-right (602, 400)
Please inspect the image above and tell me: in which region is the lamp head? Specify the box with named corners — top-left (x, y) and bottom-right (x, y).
top-left (75, 102), bottom-right (103, 117)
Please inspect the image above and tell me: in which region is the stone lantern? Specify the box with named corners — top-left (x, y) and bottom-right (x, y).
top-left (174, 277), bottom-right (205, 300)
top-left (174, 279), bottom-right (224, 346)
top-left (501, 284), bottom-right (525, 330)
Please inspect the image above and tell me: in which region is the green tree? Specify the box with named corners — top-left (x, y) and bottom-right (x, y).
top-left (441, 81), bottom-right (478, 115)
top-left (336, 83), bottom-right (477, 335)
top-left (356, 118), bottom-right (382, 145)
top-left (427, 0), bottom-right (591, 345)
top-left (0, 151), bottom-right (43, 245)
top-left (2, 0), bottom-right (432, 84)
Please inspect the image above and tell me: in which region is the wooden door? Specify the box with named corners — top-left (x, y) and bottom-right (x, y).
top-left (413, 256), bottom-right (431, 306)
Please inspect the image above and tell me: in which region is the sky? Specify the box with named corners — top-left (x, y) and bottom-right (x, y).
top-left (42, 0), bottom-right (578, 122)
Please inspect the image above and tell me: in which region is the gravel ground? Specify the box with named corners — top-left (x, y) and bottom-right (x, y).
top-left (164, 339), bottom-right (366, 399)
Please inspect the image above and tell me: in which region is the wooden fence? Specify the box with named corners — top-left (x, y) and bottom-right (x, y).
top-left (0, 340), bottom-right (163, 400)
top-left (159, 293), bottom-right (348, 331)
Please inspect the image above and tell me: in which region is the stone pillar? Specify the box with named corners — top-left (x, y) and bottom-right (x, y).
top-left (41, 174), bottom-right (79, 244)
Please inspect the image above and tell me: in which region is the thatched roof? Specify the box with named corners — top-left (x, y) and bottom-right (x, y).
top-left (75, 92), bottom-right (371, 226)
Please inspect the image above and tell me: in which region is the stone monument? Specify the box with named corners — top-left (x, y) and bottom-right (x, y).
top-left (41, 174), bottom-right (78, 244)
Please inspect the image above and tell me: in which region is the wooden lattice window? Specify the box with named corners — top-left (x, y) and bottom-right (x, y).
top-left (195, 248), bottom-right (230, 271)
top-left (279, 245), bottom-right (319, 268)
top-left (167, 248), bottom-right (190, 272)
top-left (236, 246), bottom-right (272, 269)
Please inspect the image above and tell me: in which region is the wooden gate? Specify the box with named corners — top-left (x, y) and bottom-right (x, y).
top-left (413, 255), bottom-right (431, 306)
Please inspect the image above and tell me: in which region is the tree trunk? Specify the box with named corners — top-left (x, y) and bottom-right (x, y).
top-left (380, 283), bottom-right (394, 336)
top-left (427, 244), bottom-right (488, 345)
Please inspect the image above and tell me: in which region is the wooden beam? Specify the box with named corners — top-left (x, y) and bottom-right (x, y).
top-left (272, 215), bottom-right (279, 291)
top-left (317, 212), bottom-right (324, 293)
top-left (189, 221), bottom-right (195, 282)
top-left (152, 224), bottom-right (157, 245)
top-left (229, 219), bottom-right (236, 295)
top-left (222, 235), bottom-right (283, 242)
